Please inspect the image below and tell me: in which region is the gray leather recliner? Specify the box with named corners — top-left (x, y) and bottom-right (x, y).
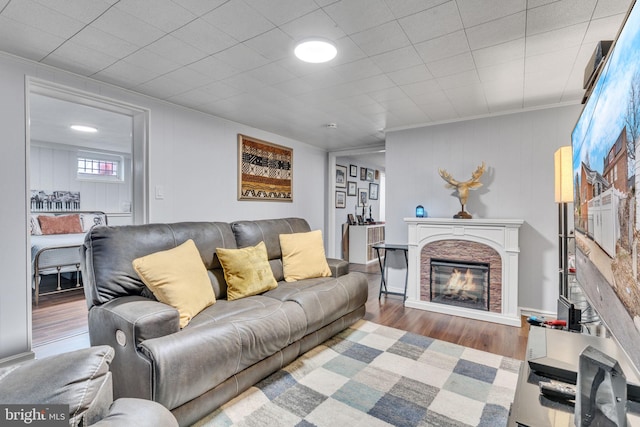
top-left (0, 345), bottom-right (177, 427)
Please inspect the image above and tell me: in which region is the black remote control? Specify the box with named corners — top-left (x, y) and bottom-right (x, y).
top-left (539, 381), bottom-right (577, 400)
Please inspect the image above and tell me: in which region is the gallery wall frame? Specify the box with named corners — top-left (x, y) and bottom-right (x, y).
top-left (336, 164), bottom-right (347, 188)
top-left (347, 181), bottom-right (357, 196)
top-left (349, 164), bottom-right (358, 177)
top-left (336, 191), bottom-right (346, 208)
top-left (238, 134), bottom-right (292, 202)
top-left (369, 182), bottom-right (379, 200)
top-left (358, 188), bottom-right (368, 206)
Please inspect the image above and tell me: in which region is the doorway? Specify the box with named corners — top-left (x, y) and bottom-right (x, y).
top-left (26, 79), bottom-right (148, 350)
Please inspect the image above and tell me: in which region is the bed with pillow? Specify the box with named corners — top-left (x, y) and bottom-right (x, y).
top-left (30, 211), bottom-right (107, 305)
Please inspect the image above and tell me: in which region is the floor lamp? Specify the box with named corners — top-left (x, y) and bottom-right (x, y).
top-left (555, 146), bottom-right (573, 297)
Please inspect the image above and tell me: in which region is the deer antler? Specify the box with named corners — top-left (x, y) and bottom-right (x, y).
top-left (438, 168), bottom-right (459, 188)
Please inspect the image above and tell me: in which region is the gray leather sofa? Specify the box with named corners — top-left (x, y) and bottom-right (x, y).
top-left (81, 218), bottom-right (368, 426)
top-left (0, 345), bottom-right (177, 427)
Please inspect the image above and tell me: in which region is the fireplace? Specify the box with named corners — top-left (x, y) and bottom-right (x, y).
top-left (430, 259), bottom-right (489, 311)
top-left (405, 218), bottom-right (523, 326)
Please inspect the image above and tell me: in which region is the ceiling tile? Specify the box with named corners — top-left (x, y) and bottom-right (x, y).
top-left (583, 13), bottom-right (627, 44)
top-left (399, 1), bottom-right (463, 44)
top-left (145, 35), bottom-right (207, 66)
top-left (171, 18), bottom-right (238, 55)
top-left (446, 84), bottom-right (489, 116)
top-left (202, 0), bottom-right (275, 41)
top-left (170, 0), bottom-right (228, 16)
top-left (93, 60), bottom-right (162, 88)
top-left (0, 15), bottom-right (65, 61)
top-left (384, 0), bottom-right (448, 19)
top-left (243, 28), bottom-right (294, 61)
top-left (92, 7), bottom-right (165, 47)
top-left (242, 0), bottom-right (319, 25)
top-left (3, 0), bottom-right (86, 39)
top-left (187, 56), bottom-right (239, 81)
top-left (135, 74), bottom-right (194, 99)
top-left (273, 78), bottom-right (316, 96)
top-left (323, 0), bottom-right (394, 34)
top-left (401, 79), bottom-right (443, 102)
top-left (525, 22), bottom-right (587, 57)
top-left (465, 12), bottom-right (525, 51)
top-left (242, 63), bottom-right (297, 85)
top-left (70, 26), bottom-right (139, 59)
top-left (427, 52), bottom-right (476, 78)
top-left (42, 41), bottom-right (118, 76)
top-left (437, 69), bottom-right (481, 90)
top-left (457, 0), bottom-right (525, 27)
top-left (331, 58), bottom-right (384, 82)
top-left (526, 0), bottom-right (597, 36)
top-left (387, 65), bottom-right (434, 86)
top-left (472, 38), bottom-right (525, 68)
top-left (222, 73), bottom-right (268, 92)
top-left (115, 0), bottom-right (196, 32)
top-left (369, 46), bottom-right (424, 73)
top-left (280, 9), bottom-right (346, 41)
top-left (124, 48), bottom-right (181, 75)
top-left (31, 0), bottom-right (116, 24)
top-left (414, 30), bottom-right (469, 63)
top-left (213, 43), bottom-right (270, 71)
top-left (477, 58), bottom-right (525, 84)
top-left (331, 36), bottom-right (368, 65)
top-left (349, 20), bottom-right (411, 56)
top-left (593, 0), bottom-right (633, 19)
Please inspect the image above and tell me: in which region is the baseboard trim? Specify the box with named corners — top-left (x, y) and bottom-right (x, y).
top-left (0, 350), bottom-right (35, 368)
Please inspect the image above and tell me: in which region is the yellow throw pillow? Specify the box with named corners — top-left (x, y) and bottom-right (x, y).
top-left (216, 241), bottom-right (278, 301)
top-left (132, 239), bottom-right (215, 328)
top-left (279, 230), bottom-right (332, 282)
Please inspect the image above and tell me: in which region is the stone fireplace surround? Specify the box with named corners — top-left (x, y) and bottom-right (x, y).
top-left (405, 218), bottom-right (524, 326)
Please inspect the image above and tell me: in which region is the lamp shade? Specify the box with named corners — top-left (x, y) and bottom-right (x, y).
top-left (554, 146), bottom-right (573, 203)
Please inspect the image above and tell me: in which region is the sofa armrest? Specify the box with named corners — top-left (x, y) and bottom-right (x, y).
top-left (92, 398), bottom-right (178, 427)
top-left (326, 258), bottom-right (349, 277)
top-left (87, 296), bottom-right (180, 400)
top-left (0, 346), bottom-right (115, 426)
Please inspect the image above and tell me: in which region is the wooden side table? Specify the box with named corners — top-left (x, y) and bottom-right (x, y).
top-left (372, 243), bottom-right (409, 303)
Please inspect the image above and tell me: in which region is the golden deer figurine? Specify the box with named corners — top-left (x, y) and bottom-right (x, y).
top-left (438, 162), bottom-right (486, 219)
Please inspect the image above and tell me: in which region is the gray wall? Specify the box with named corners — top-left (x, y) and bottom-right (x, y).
top-left (385, 105), bottom-right (582, 315)
top-left (0, 52), bottom-right (328, 363)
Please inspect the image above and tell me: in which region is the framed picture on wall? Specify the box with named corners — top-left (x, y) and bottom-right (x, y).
top-left (358, 188), bottom-right (368, 206)
top-left (336, 191), bottom-right (346, 208)
top-left (349, 164), bottom-right (358, 177)
top-left (336, 165), bottom-right (347, 188)
top-left (369, 183), bottom-right (379, 200)
top-left (366, 168), bottom-right (375, 182)
top-left (347, 181), bottom-right (357, 196)
top-left (360, 167), bottom-right (367, 181)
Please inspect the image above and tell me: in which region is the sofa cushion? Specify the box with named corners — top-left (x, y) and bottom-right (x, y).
top-left (133, 239), bottom-right (215, 328)
top-left (216, 241), bottom-right (277, 300)
top-left (280, 230), bottom-right (332, 282)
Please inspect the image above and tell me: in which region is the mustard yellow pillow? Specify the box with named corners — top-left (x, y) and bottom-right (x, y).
top-left (216, 241), bottom-right (278, 300)
top-left (132, 239), bottom-right (215, 328)
top-left (279, 230), bottom-right (332, 282)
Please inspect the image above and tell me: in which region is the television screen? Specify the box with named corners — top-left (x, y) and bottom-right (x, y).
top-left (571, 0), bottom-right (640, 378)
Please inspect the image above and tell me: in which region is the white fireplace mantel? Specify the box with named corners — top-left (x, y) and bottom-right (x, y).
top-left (404, 217), bottom-right (524, 326)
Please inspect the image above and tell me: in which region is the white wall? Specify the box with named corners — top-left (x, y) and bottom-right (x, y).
top-left (385, 105), bottom-right (583, 315)
top-left (30, 143), bottom-right (133, 215)
top-left (0, 52), bottom-right (327, 363)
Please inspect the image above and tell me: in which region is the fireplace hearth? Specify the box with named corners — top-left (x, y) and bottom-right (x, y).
top-left (430, 259), bottom-right (489, 311)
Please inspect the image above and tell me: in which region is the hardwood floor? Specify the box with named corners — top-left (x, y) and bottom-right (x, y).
top-left (32, 264), bottom-right (528, 360)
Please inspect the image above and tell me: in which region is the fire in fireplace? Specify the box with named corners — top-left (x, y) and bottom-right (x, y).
top-left (430, 259), bottom-right (489, 311)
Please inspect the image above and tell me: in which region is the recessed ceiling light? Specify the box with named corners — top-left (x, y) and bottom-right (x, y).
top-left (70, 125), bottom-right (98, 133)
top-left (294, 38), bottom-right (337, 63)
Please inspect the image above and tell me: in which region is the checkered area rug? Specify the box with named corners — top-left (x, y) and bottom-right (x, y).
top-left (193, 320), bottom-right (521, 427)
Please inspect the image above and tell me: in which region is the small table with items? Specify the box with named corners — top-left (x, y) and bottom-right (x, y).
top-left (372, 243), bottom-right (409, 303)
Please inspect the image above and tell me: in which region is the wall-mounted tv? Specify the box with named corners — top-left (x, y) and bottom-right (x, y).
top-left (571, 0), bottom-right (640, 377)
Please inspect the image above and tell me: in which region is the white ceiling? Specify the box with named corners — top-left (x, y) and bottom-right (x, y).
top-left (0, 0), bottom-right (633, 151)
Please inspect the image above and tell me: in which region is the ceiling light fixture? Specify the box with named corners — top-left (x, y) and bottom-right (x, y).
top-left (70, 125), bottom-right (98, 133)
top-left (294, 38), bottom-right (337, 63)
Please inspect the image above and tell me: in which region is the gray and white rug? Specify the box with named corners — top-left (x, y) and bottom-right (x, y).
top-left (193, 320), bottom-right (521, 427)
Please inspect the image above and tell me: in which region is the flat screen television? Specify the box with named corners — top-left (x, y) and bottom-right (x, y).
top-left (571, 0), bottom-right (640, 379)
